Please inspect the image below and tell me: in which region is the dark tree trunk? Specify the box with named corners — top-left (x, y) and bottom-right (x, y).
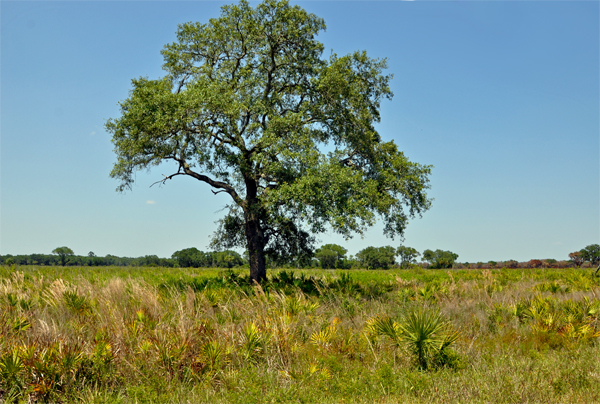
top-left (243, 176), bottom-right (267, 283)
top-left (245, 215), bottom-right (267, 282)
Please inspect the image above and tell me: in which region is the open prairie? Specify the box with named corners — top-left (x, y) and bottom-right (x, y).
top-left (1, 265), bottom-right (600, 403)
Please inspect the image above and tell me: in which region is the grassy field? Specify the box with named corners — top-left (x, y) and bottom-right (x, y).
top-left (1, 265), bottom-right (600, 403)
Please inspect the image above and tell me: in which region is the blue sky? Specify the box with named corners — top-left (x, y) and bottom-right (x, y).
top-left (1, 1), bottom-right (598, 263)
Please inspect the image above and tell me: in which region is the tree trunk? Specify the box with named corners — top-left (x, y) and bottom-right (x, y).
top-left (245, 213), bottom-right (266, 282)
top-left (243, 176), bottom-right (267, 283)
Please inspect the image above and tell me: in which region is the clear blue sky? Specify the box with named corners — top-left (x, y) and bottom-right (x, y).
top-left (1, 1), bottom-right (598, 263)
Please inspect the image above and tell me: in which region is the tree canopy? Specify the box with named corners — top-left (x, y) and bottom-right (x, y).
top-left (356, 246), bottom-right (397, 270)
top-left (315, 244), bottom-right (348, 269)
top-left (422, 249), bottom-right (458, 269)
top-left (172, 247), bottom-right (244, 268)
top-left (52, 246), bottom-right (74, 266)
top-left (568, 251), bottom-right (584, 268)
top-left (580, 244), bottom-right (600, 274)
top-left (106, 0), bottom-right (432, 281)
top-left (396, 245), bottom-right (420, 269)
top-left (580, 244), bottom-right (600, 265)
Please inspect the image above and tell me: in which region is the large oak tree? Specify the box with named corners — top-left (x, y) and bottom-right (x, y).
top-left (107, 0), bottom-right (432, 282)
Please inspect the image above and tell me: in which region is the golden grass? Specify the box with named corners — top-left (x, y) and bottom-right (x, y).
top-left (0, 266), bottom-right (599, 403)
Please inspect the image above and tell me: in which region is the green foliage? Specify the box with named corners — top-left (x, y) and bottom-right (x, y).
top-left (396, 246), bottom-right (420, 268)
top-left (106, 0), bottom-right (432, 281)
top-left (172, 248), bottom-right (244, 268)
top-left (422, 249), bottom-right (459, 269)
top-left (397, 309), bottom-right (460, 370)
top-left (201, 339), bottom-right (229, 373)
top-left (240, 323), bottom-right (265, 362)
top-left (0, 349), bottom-right (26, 400)
top-left (365, 315), bottom-right (403, 347)
top-left (172, 248), bottom-right (204, 268)
top-left (310, 322), bottom-right (338, 352)
top-left (333, 271), bottom-right (360, 294)
top-left (580, 244), bottom-right (600, 270)
top-left (52, 246), bottom-right (74, 266)
top-left (315, 244), bottom-right (348, 269)
top-left (356, 246), bottom-right (397, 269)
top-left (315, 248), bottom-right (337, 269)
top-left (535, 281), bottom-right (570, 294)
top-left (366, 309), bottom-right (461, 370)
top-left (63, 290), bottom-right (92, 315)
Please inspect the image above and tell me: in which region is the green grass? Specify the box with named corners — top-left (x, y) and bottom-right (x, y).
top-left (1, 265), bottom-right (599, 403)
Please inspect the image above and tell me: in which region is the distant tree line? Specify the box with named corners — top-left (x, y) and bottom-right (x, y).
top-left (0, 247), bottom-right (244, 269)
top-left (304, 244), bottom-right (600, 270)
top-left (1, 244), bottom-right (598, 271)
top-left (0, 252), bottom-right (176, 267)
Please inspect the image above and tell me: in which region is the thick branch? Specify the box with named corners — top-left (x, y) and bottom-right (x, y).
top-left (183, 166), bottom-right (244, 206)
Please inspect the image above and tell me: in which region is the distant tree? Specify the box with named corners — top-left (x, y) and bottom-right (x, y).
top-left (396, 246), bottom-right (420, 269)
top-left (172, 248), bottom-right (244, 268)
top-left (344, 255), bottom-right (359, 269)
top-left (488, 261), bottom-right (497, 269)
top-left (88, 251), bottom-right (96, 257)
top-left (315, 248), bottom-right (336, 269)
top-left (52, 246), bottom-right (74, 266)
top-left (579, 244), bottom-right (600, 274)
top-left (422, 250), bottom-right (433, 262)
top-left (527, 259), bottom-right (542, 269)
top-left (103, 254), bottom-right (120, 266)
top-left (580, 244), bottom-right (600, 266)
top-left (172, 247), bottom-right (206, 268)
top-left (356, 246), bottom-right (396, 269)
top-left (422, 249), bottom-right (458, 269)
top-left (136, 255), bottom-right (161, 267)
top-left (505, 260), bottom-right (518, 269)
top-left (161, 258), bottom-right (176, 267)
top-left (568, 251), bottom-right (584, 268)
top-left (213, 250), bottom-right (244, 268)
top-left (315, 244), bottom-right (348, 269)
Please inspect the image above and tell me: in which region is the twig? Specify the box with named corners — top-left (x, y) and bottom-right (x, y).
top-left (150, 172), bottom-right (184, 187)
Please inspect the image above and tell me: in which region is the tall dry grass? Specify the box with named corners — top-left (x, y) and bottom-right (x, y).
top-left (0, 266), bottom-right (599, 403)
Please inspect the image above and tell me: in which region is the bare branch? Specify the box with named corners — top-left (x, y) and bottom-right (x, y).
top-left (150, 172), bottom-right (185, 187)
